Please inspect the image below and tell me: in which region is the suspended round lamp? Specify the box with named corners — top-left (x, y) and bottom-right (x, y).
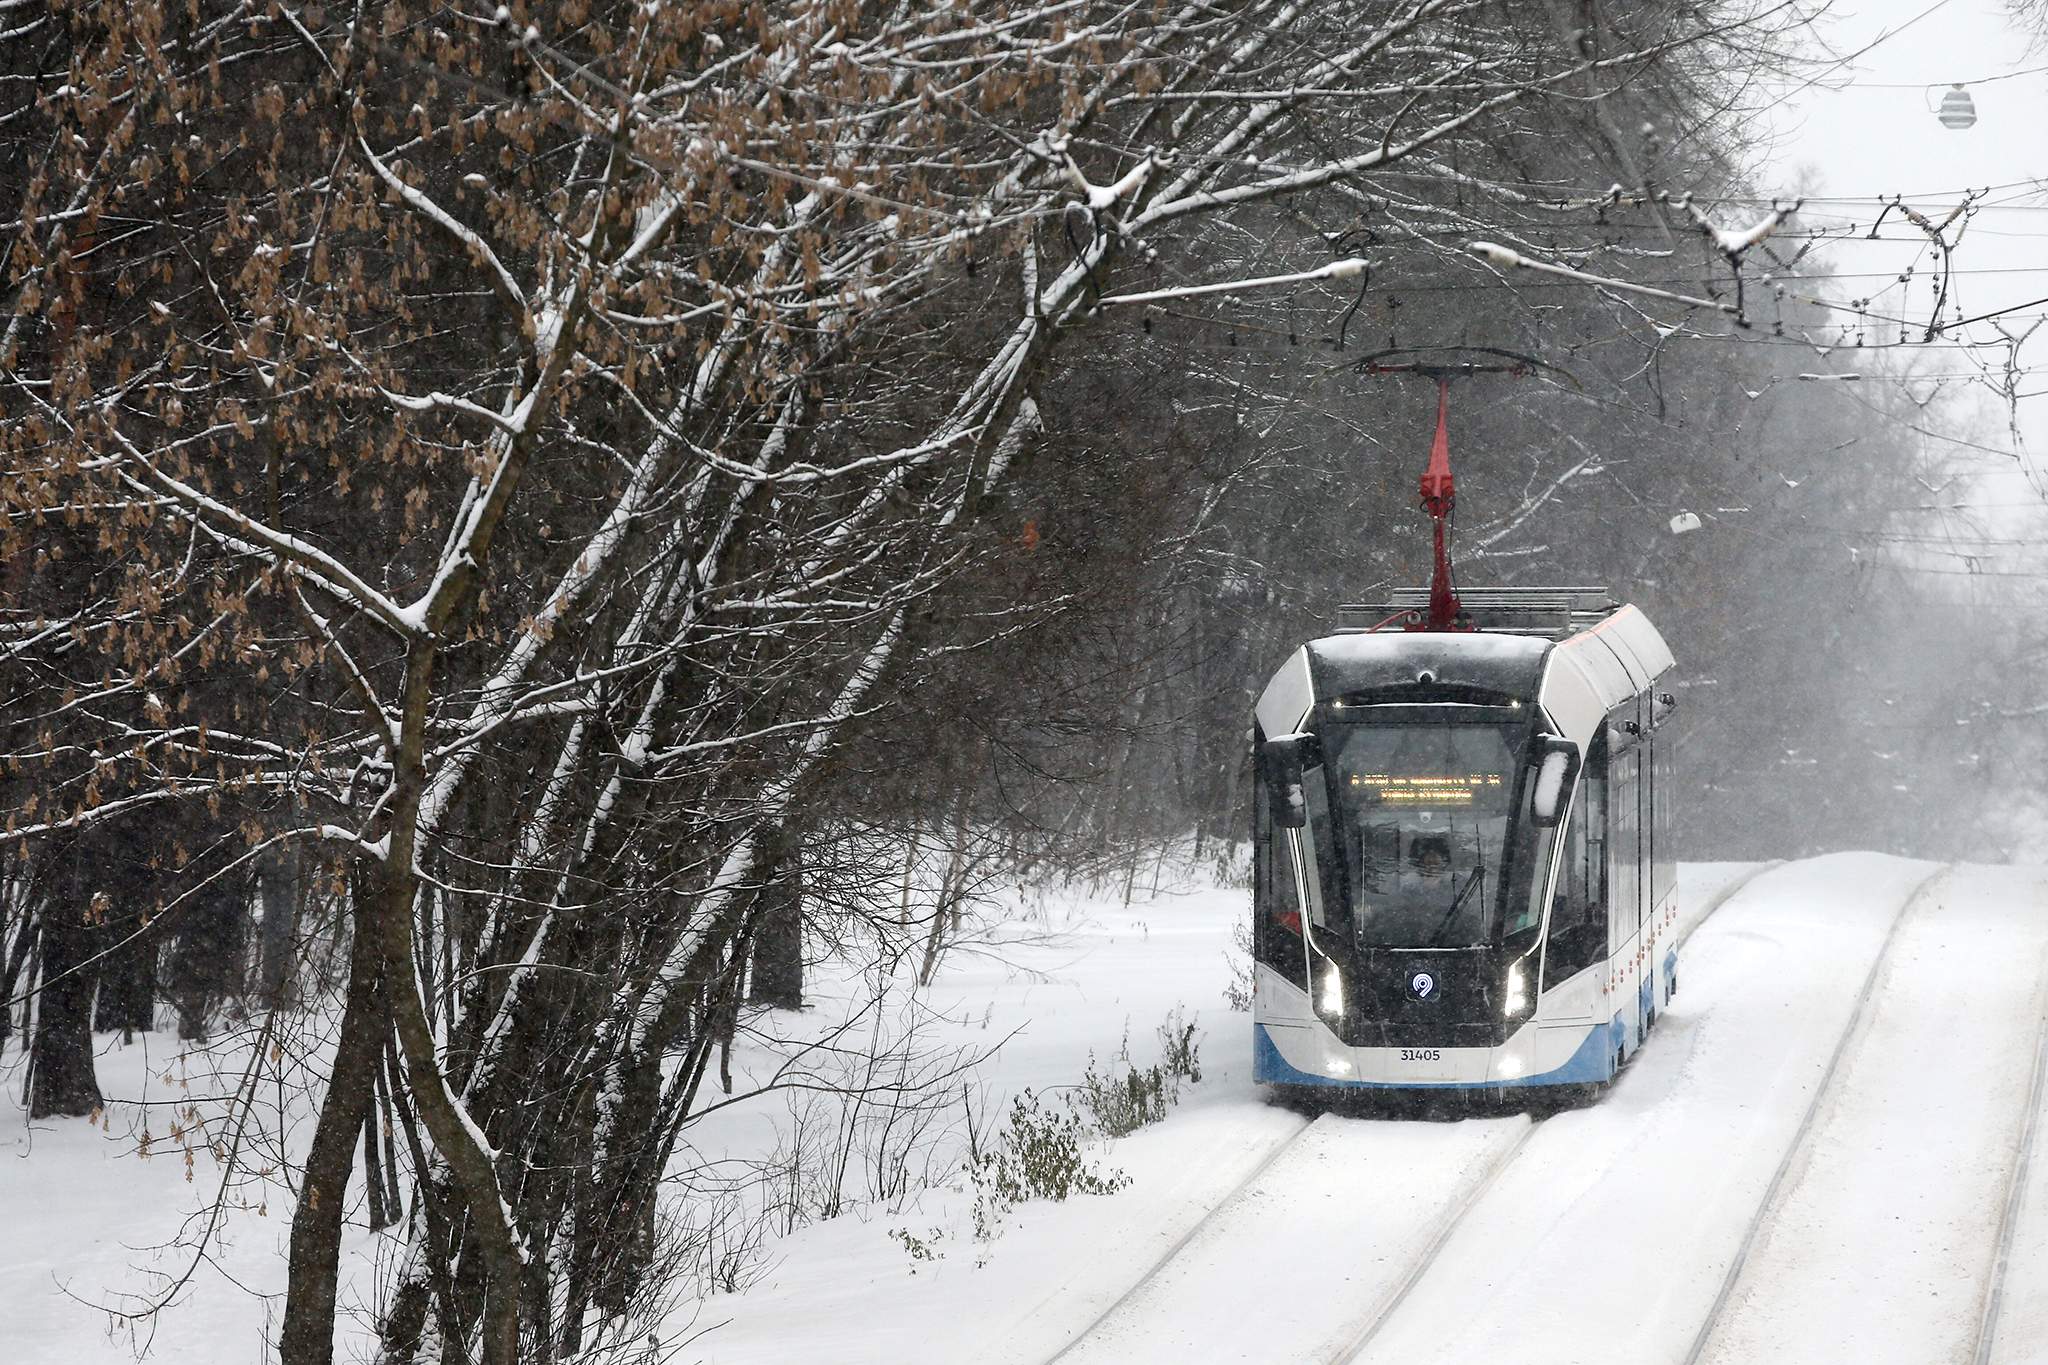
top-left (1937, 83), bottom-right (1978, 130)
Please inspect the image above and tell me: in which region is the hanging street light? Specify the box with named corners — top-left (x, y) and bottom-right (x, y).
top-left (1937, 84), bottom-right (1978, 130)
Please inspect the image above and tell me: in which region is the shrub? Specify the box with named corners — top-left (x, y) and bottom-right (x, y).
top-left (896, 1008), bottom-right (1203, 1268)
top-left (968, 1089), bottom-right (1130, 1248)
top-left (1160, 1009), bottom-right (1202, 1086)
top-left (1077, 1009), bottom-right (1204, 1138)
top-left (1224, 919), bottom-right (1255, 1012)
top-left (887, 1225), bottom-right (947, 1270)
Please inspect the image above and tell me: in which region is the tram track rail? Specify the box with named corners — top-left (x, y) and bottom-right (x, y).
top-left (1319, 1118), bottom-right (1539, 1364)
top-left (1680, 862), bottom-right (1952, 1365)
top-left (1322, 858), bottom-right (1785, 1365)
top-left (1039, 859), bottom-right (1791, 1365)
top-left (1970, 938), bottom-right (2048, 1365)
top-left (1039, 1110), bottom-right (1320, 1365)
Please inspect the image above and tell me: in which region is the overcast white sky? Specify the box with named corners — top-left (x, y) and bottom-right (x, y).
top-left (1757, 0), bottom-right (2048, 507)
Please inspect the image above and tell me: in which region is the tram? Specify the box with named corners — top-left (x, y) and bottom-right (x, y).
top-left (1251, 380), bottom-right (1677, 1095)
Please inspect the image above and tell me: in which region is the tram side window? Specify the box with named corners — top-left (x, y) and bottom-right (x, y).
top-left (1301, 754), bottom-right (1344, 939)
top-left (1611, 745), bottom-right (1640, 946)
top-left (1542, 736), bottom-right (1609, 991)
top-left (1652, 735), bottom-right (1678, 906)
top-left (1253, 766), bottom-right (1308, 987)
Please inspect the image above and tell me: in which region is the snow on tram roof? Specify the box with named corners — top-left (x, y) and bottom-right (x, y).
top-left (1302, 629), bottom-right (1552, 702)
top-left (1257, 592), bottom-right (1672, 740)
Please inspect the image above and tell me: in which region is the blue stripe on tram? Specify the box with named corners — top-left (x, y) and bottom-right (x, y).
top-left (1253, 1016), bottom-right (1622, 1090)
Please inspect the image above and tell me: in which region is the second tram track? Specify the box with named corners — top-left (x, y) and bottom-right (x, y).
top-left (1681, 860), bottom-right (1785, 950)
top-left (1971, 934), bottom-right (2048, 1365)
top-left (1680, 862), bottom-right (1953, 1365)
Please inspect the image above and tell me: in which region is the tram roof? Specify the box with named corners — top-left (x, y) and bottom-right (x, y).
top-left (1256, 598), bottom-right (1673, 743)
top-left (1301, 630), bottom-right (1552, 703)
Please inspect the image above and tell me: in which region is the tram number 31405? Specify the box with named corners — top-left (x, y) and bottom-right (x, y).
top-left (1400, 1049), bottom-right (1443, 1062)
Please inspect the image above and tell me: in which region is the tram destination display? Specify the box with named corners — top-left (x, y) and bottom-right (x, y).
top-left (1346, 772), bottom-right (1505, 806)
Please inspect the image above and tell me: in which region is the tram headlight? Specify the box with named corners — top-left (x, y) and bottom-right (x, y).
top-left (1319, 967), bottom-right (1345, 1018)
top-left (1503, 962), bottom-right (1530, 1020)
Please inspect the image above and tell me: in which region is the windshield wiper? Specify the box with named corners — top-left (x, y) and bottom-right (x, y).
top-left (1425, 861), bottom-right (1484, 946)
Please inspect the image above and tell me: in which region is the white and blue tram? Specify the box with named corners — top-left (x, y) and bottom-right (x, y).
top-left (1250, 587), bottom-right (1678, 1095)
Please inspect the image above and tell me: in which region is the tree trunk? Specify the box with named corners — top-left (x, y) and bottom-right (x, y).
top-left (747, 842), bottom-right (803, 1010)
top-left (258, 849), bottom-right (299, 1011)
top-left (279, 892), bottom-right (383, 1365)
top-left (377, 1041), bottom-right (454, 1365)
top-left (362, 1104), bottom-right (392, 1232)
top-left (918, 794), bottom-right (974, 987)
top-left (28, 893), bottom-right (103, 1119)
top-left (373, 1037), bottom-right (404, 1215)
top-left (0, 904), bottom-right (39, 1053)
top-left (378, 643), bottom-right (528, 1365)
top-left (166, 873), bottom-right (251, 1045)
top-left (93, 933), bottom-right (155, 1040)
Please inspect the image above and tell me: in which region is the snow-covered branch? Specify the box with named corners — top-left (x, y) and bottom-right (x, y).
top-left (1469, 240), bottom-right (1738, 315)
top-left (1096, 257), bottom-right (1370, 307)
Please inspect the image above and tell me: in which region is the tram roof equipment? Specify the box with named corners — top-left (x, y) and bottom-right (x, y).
top-left (1336, 587), bottom-right (1621, 640)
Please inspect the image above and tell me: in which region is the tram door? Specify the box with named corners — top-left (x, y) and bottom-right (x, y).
top-left (1608, 722), bottom-right (1647, 1050)
top-left (1648, 722), bottom-right (1678, 1006)
top-left (1644, 730), bottom-right (1662, 1011)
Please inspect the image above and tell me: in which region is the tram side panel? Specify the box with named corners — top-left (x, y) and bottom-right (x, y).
top-left (1651, 719), bottom-right (1680, 1009)
top-left (1621, 725), bottom-right (1642, 1057)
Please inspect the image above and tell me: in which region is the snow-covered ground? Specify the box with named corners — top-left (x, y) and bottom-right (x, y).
top-left (695, 855), bottom-right (2048, 1365)
top-left (0, 1015), bottom-right (367, 1362)
top-left (6, 856), bottom-right (2048, 1364)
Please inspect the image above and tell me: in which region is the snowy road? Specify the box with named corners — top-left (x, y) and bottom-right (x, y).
top-left (1022, 855), bottom-right (2048, 1365)
top-left (1348, 856), bottom-right (1947, 1365)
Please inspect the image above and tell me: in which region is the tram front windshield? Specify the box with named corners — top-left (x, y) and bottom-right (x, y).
top-left (1318, 716), bottom-right (1538, 949)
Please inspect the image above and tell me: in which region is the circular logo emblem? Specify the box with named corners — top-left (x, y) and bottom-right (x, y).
top-left (1410, 971), bottom-right (1436, 1000)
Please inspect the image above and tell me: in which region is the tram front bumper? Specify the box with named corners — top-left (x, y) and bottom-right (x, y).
top-left (1255, 1017), bottom-right (1616, 1090)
